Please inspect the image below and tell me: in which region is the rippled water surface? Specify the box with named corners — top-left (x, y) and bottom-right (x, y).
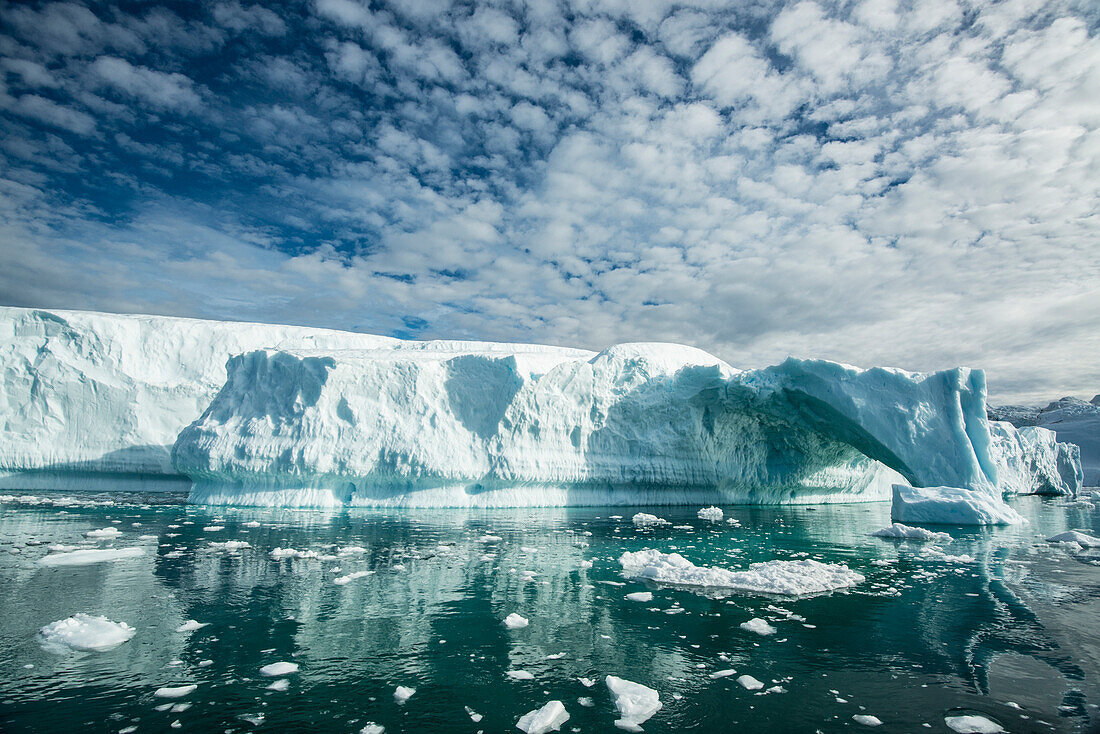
top-left (1, 491), bottom-right (1098, 733)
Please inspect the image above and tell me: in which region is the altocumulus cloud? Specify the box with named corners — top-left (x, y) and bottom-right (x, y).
top-left (0, 0), bottom-right (1097, 402)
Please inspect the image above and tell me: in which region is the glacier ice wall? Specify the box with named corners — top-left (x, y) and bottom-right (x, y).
top-left (987, 421), bottom-right (1081, 495)
top-left (0, 307), bottom-right (1082, 506)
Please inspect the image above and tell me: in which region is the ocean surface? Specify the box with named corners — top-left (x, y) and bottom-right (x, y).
top-left (0, 491), bottom-right (1098, 733)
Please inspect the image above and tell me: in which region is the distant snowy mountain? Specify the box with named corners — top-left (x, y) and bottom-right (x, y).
top-left (990, 397), bottom-right (1100, 486)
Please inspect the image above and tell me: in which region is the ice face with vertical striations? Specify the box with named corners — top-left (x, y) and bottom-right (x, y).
top-left (0, 307), bottom-right (1082, 507)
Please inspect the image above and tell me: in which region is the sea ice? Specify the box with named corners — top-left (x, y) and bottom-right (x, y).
top-left (266, 679), bottom-right (290, 691)
top-left (619, 550), bottom-right (863, 596)
top-left (853, 714), bottom-right (883, 726)
top-left (740, 618), bottom-right (776, 635)
top-left (503, 613), bottom-right (529, 629)
top-left (334, 570), bottom-right (372, 585)
top-left (697, 506), bottom-right (723, 521)
top-left (85, 527), bottom-right (122, 539)
top-left (507, 670), bottom-right (535, 680)
top-left (38, 614), bottom-right (135, 653)
top-left (737, 675), bottom-right (764, 690)
top-left (516, 700), bottom-right (569, 734)
top-left (891, 485), bottom-right (1025, 526)
top-left (606, 675), bottom-right (662, 731)
top-left (38, 547), bottom-right (144, 566)
top-left (259, 662), bottom-right (299, 676)
top-left (1046, 531), bottom-right (1100, 547)
top-left (944, 713), bottom-right (1005, 733)
top-left (393, 685), bottom-right (416, 703)
top-left (359, 724), bottom-right (384, 734)
top-left (632, 513), bottom-right (670, 527)
top-left (872, 523), bottom-right (952, 541)
top-left (176, 620), bottom-right (208, 633)
top-left (154, 685), bottom-right (197, 699)
top-left (625, 592), bottom-right (653, 602)
top-left (709, 669), bottom-right (736, 679)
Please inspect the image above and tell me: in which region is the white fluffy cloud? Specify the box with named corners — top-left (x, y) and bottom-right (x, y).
top-left (0, 0), bottom-right (1097, 403)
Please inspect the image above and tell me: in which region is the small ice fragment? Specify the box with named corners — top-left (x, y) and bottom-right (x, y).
top-left (85, 527), bottom-right (122, 539)
top-left (359, 724), bottom-right (384, 734)
top-left (245, 520), bottom-right (261, 527)
top-left (740, 618), bottom-right (776, 636)
top-left (853, 714), bottom-right (883, 726)
top-left (202, 526), bottom-right (224, 532)
top-left (40, 547), bottom-right (144, 566)
top-left (872, 523), bottom-right (951, 541)
top-left (394, 685), bottom-right (415, 703)
top-left (578, 560), bottom-right (593, 569)
top-left (944, 714), bottom-right (1005, 733)
top-left (504, 613), bottom-right (529, 629)
top-left (334, 570), bottom-right (372, 585)
top-left (38, 614), bottom-right (135, 653)
top-left (625, 592), bottom-right (652, 602)
top-left (632, 513), bottom-right (669, 527)
top-left (176, 620), bottom-right (208, 633)
top-left (259, 661), bottom-right (299, 676)
top-left (516, 700), bottom-right (569, 734)
top-left (709, 669), bottom-right (736, 679)
top-left (154, 684), bottom-right (197, 699)
top-left (465, 705), bottom-right (483, 722)
top-left (508, 670), bottom-right (535, 680)
top-left (480, 535), bottom-right (503, 542)
top-left (697, 507), bottom-right (724, 522)
top-left (578, 696), bottom-right (594, 707)
top-left (266, 679), bottom-right (290, 691)
top-left (736, 675), bottom-right (763, 690)
top-left (578, 677), bottom-right (595, 687)
top-left (240, 713), bottom-right (265, 726)
top-left (606, 675), bottom-right (662, 731)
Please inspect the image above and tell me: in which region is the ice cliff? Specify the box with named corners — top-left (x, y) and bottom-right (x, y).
top-left (990, 397), bottom-right (1099, 487)
top-left (0, 307), bottom-right (1083, 506)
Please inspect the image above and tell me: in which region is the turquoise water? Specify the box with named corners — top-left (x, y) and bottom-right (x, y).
top-left (0, 492), bottom-right (1098, 733)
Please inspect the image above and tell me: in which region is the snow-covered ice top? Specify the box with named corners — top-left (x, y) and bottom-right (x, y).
top-left (0, 307), bottom-right (1083, 506)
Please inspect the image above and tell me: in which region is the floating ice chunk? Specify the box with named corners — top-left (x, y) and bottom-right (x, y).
top-left (606, 675), bottom-right (662, 731)
top-left (38, 614), bottom-right (135, 653)
top-left (334, 570), bottom-right (372, 585)
top-left (632, 513), bottom-right (669, 528)
top-left (209, 540), bottom-right (250, 551)
top-left (259, 662), bottom-right (299, 676)
top-left (709, 669), bottom-right (736, 679)
top-left (516, 700), bottom-right (569, 734)
top-left (176, 620), bottom-right (208, 633)
top-left (1046, 531), bottom-right (1100, 547)
top-left (578, 677), bottom-right (596, 687)
top-left (891, 485), bottom-right (1025, 526)
top-left (625, 592), bottom-right (653, 602)
top-left (245, 520), bottom-right (262, 527)
top-left (740, 618), bottom-right (776, 636)
top-left (944, 713), bottom-right (1005, 733)
top-left (503, 613), bottom-right (529, 629)
top-left (480, 535), bottom-right (503, 542)
top-left (697, 507), bottom-right (723, 521)
top-left (872, 523), bottom-right (952, 541)
top-left (359, 724), bottom-right (384, 734)
top-left (578, 696), bottom-right (594, 707)
top-left (269, 547), bottom-right (323, 560)
top-left (853, 714), bottom-right (883, 726)
top-left (38, 547), bottom-right (144, 566)
top-left (266, 678), bottom-right (290, 691)
top-left (507, 670), bottom-right (535, 681)
top-left (736, 675), bottom-right (763, 690)
top-left (465, 706), bottom-right (483, 722)
top-left (154, 684), bottom-right (197, 699)
top-left (202, 526), bottom-right (224, 532)
top-left (85, 527), bottom-right (122, 539)
top-left (394, 685), bottom-right (416, 703)
top-left (619, 550), bottom-right (863, 596)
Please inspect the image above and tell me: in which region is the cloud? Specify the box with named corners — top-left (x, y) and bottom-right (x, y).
top-left (0, 0), bottom-right (1097, 403)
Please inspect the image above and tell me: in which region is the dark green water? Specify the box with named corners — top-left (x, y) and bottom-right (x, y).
top-left (0, 492), bottom-right (1098, 733)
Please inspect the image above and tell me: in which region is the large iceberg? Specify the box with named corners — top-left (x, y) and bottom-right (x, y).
top-left (0, 307), bottom-right (1084, 507)
top-left (990, 397), bottom-right (1099, 487)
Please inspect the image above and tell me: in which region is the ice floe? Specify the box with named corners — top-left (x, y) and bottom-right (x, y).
top-left (516, 700), bottom-right (569, 734)
top-left (38, 547), bottom-right (145, 566)
top-left (38, 614), bottom-right (135, 653)
top-left (606, 675), bottom-right (662, 731)
top-left (872, 523), bottom-right (952, 541)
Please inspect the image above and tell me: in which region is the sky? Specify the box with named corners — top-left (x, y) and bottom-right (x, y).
top-left (0, 0), bottom-right (1097, 404)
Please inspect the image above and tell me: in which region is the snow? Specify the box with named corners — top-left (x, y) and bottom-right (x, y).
top-left (632, 513), bottom-right (670, 527)
top-left (606, 675), bottom-right (662, 731)
top-left (38, 614), bottom-right (135, 653)
top-left (625, 591), bottom-right (653, 602)
top-left (944, 714), bottom-right (1005, 733)
top-left (1, 307), bottom-right (1081, 506)
top-left (259, 662), bottom-right (299, 676)
top-left (740, 618), bottom-right (776, 635)
top-left (872, 523), bottom-right (952, 542)
top-left (503, 613), bottom-right (529, 629)
top-left (736, 675), bottom-right (764, 690)
top-left (619, 550), bottom-right (864, 596)
top-left (1046, 530), bottom-right (1100, 547)
top-left (516, 701), bottom-right (569, 734)
top-left (891, 485), bottom-right (1025, 526)
top-left (38, 547), bottom-right (144, 566)
top-left (393, 686), bottom-right (416, 703)
top-left (176, 620), bottom-right (208, 632)
top-left (697, 506), bottom-right (724, 521)
top-left (154, 685), bottom-right (197, 699)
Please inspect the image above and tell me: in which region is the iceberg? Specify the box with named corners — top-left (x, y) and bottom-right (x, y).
top-left (0, 307), bottom-right (1083, 508)
top-left (990, 396), bottom-right (1099, 487)
top-left (890, 484), bottom-right (1025, 526)
top-left (987, 421), bottom-right (1081, 495)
